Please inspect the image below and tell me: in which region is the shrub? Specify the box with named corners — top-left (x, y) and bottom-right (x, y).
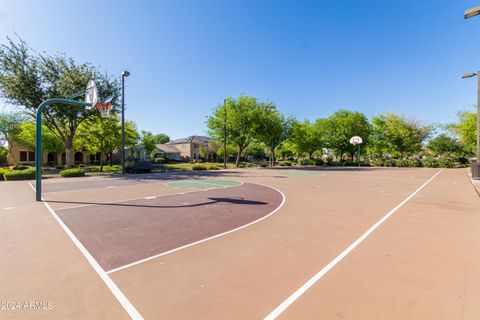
top-left (207, 164), bottom-right (220, 170)
top-left (278, 161), bottom-right (292, 167)
top-left (155, 157), bottom-right (166, 164)
top-left (384, 159), bottom-right (396, 167)
top-left (60, 168), bottom-right (86, 177)
top-left (457, 156), bottom-right (469, 164)
top-left (341, 160), bottom-right (354, 166)
top-left (315, 159), bottom-right (324, 166)
top-left (13, 165), bottom-right (30, 170)
top-left (407, 158), bottom-right (423, 168)
top-left (422, 157), bottom-right (438, 168)
top-left (299, 159), bottom-right (315, 166)
top-left (238, 162), bottom-right (256, 168)
top-left (78, 164), bottom-right (86, 168)
top-left (372, 158), bottom-right (386, 167)
top-left (396, 159), bottom-right (410, 167)
top-left (438, 157), bottom-right (453, 168)
top-left (192, 164), bottom-right (207, 170)
top-left (4, 168), bottom-right (36, 181)
top-left (55, 165), bottom-right (66, 170)
top-left (0, 168), bottom-right (12, 181)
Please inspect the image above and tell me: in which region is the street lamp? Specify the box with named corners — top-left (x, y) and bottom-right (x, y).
top-left (121, 70), bottom-right (130, 174)
top-left (223, 99), bottom-right (227, 169)
top-left (462, 71), bottom-right (480, 179)
top-left (465, 6), bottom-right (480, 19)
top-left (463, 5), bottom-right (480, 179)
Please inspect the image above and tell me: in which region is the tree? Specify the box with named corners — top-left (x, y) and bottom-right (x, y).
top-left (76, 115), bottom-right (139, 170)
top-left (207, 95), bottom-right (268, 167)
top-left (140, 130), bottom-right (156, 158)
top-left (11, 122), bottom-right (63, 153)
top-left (448, 109), bottom-right (476, 155)
top-left (153, 133), bottom-right (170, 144)
top-left (324, 110), bottom-right (371, 160)
top-left (0, 111), bottom-right (26, 163)
top-left (370, 113), bottom-right (432, 158)
top-left (427, 134), bottom-right (463, 156)
top-left (256, 107), bottom-right (289, 166)
top-left (0, 37), bottom-right (119, 168)
top-left (289, 119), bottom-right (324, 159)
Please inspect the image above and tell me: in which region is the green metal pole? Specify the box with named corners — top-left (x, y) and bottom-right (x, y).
top-left (357, 144), bottom-right (361, 167)
top-left (35, 98), bottom-right (91, 201)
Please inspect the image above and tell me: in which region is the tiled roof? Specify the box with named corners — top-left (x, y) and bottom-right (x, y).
top-left (155, 144), bottom-right (181, 154)
top-left (168, 135), bottom-right (210, 144)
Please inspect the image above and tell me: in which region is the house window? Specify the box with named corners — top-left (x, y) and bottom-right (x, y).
top-left (19, 151), bottom-right (35, 162)
top-left (90, 152), bottom-right (101, 164)
top-left (74, 152), bottom-right (83, 163)
top-left (20, 151), bottom-right (27, 162)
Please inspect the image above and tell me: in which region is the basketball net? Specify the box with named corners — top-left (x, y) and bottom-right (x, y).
top-left (93, 102), bottom-right (113, 118)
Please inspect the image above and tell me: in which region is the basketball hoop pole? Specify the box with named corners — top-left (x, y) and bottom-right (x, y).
top-left (357, 144), bottom-right (361, 167)
top-left (35, 98), bottom-right (91, 201)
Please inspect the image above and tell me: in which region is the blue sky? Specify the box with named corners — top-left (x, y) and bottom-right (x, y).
top-left (1, 0), bottom-right (480, 139)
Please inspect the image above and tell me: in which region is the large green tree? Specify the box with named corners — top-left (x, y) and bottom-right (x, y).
top-left (256, 108), bottom-right (289, 166)
top-left (207, 95), bottom-right (270, 167)
top-left (11, 122), bottom-right (64, 154)
top-left (370, 113), bottom-right (432, 158)
top-left (289, 119), bottom-right (324, 160)
top-left (448, 109), bottom-right (476, 155)
top-left (0, 111), bottom-right (26, 163)
top-left (153, 133), bottom-right (170, 144)
top-left (0, 37), bottom-right (119, 167)
top-left (324, 110), bottom-right (371, 160)
top-left (427, 134), bottom-right (463, 156)
top-left (75, 115), bottom-right (139, 170)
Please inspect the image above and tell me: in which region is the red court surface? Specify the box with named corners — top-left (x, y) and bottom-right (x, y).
top-left (1, 167), bottom-right (479, 320)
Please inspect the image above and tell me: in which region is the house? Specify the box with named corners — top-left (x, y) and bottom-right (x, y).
top-left (167, 135), bottom-right (211, 161)
top-left (129, 144), bottom-right (181, 161)
top-left (5, 140), bottom-right (93, 167)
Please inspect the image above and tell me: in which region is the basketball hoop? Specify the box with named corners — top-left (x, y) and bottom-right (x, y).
top-left (349, 136), bottom-right (363, 145)
top-left (85, 80), bottom-right (98, 107)
top-left (93, 102), bottom-right (113, 118)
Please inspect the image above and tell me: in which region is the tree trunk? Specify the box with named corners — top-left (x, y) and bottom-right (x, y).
top-left (64, 137), bottom-right (74, 168)
top-left (235, 149), bottom-right (241, 167)
top-left (309, 151), bottom-right (313, 160)
top-left (271, 148), bottom-right (276, 167)
top-left (99, 152), bottom-right (104, 172)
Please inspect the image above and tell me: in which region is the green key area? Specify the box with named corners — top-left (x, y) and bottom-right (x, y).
top-left (166, 179), bottom-right (242, 189)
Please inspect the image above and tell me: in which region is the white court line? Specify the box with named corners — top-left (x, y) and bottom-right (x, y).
top-left (165, 180), bottom-right (243, 189)
top-left (264, 169), bottom-right (443, 320)
top-left (27, 182), bottom-right (143, 320)
top-left (107, 182), bottom-right (286, 274)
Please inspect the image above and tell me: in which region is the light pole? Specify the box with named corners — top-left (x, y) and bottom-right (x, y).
top-left (463, 5), bottom-right (480, 179)
top-left (223, 99), bottom-right (227, 169)
top-left (121, 71), bottom-right (130, 174)
top-left (462, 72), bottom-right (480, 179)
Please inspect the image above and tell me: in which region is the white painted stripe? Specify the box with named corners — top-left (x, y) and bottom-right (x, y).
top-left (107, 182), bottom-right (286, 274)
top-left (144, 196), bottom-right (157, 200)
top-left (3, 207), bottom-right (15, 210)
top-left (27, 182), bottom-right (143, 320)
top-left (264, 169), bottom-right (443, 320)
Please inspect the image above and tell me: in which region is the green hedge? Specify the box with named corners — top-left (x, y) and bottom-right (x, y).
top-left (0, 168), bottom-right (12, 181)
top-left (206, 164), bottom-right (220, 170)
top-left (60, 168), bottom-right (86, 177)
top-left (192, 164), bottom-right (207, 170)
top-left (4, 168), bottom-right (36, 181)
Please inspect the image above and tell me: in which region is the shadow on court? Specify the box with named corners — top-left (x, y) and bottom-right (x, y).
top-left (46, 197), bottom-right (268, 209)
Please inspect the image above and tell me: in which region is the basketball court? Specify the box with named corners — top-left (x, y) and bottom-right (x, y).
top-left (1, 166), bottom-right (479, 319)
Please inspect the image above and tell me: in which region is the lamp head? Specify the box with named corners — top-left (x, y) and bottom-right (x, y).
top-left (121, 71), bottom-right (130, 77)
top-left (462, 73), bottom-right (477, 79)
top-left (465, 6), bottom-right (480, 19)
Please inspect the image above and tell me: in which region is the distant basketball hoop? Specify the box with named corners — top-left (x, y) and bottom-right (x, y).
top-left (349, 136), bottom-right (363, 145)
